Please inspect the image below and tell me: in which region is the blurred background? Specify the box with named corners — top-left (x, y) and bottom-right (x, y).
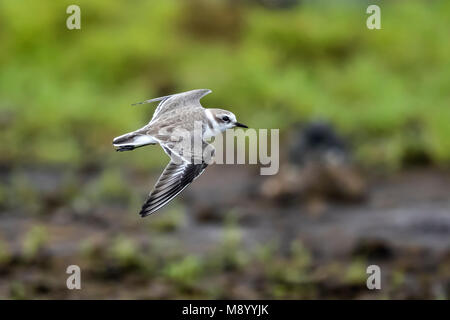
top-left (0, 0), bottom-right (449, 299)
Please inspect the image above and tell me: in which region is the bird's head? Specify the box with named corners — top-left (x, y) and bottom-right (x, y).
top-left (208, 108), bottom-right (248, 132)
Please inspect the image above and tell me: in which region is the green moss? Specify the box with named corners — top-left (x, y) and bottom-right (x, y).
top-left (108, 235), bottom-right (142, 269)
top-left (343, 259), bottom-right (368, 285)
top-left (162, 255), bottom-right (202, 289)
top-left (262, 240), bottom-right (315, 299)
top-left (22, 225), bottom-right (49, 261)
top-left (391, 269), bottom-right (406, 289)
top-left (9, 281), bottom-right (27, 300)
top-left (147, 205), bottom-right (184, 233)
top-left (8, 173), bottom-right (42, 215)
top-left (215, 213), bottom-right (249, 271)
top-left (0, 238), bottom-right (12, 266)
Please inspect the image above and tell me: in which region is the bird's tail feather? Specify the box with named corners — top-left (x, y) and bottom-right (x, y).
top-left (113, 132), bottom-right (156, 152)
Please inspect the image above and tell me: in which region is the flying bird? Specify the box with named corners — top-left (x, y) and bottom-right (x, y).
top-left (113, 89), bottom-right (248, 217)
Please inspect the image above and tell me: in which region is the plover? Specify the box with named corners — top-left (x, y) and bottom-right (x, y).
top-left (113, 89), bottom-right (248, 217)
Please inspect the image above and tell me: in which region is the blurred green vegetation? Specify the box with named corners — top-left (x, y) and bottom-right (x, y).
top-left (22, 225), bottom-right (49, 261)
top-left (0, 0), bottom-right (449, 170)
top-left (0, 237), bottom-right (12, 266)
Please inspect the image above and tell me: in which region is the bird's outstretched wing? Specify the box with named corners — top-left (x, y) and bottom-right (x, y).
top-left (139, 159), bottom-right (208, 217)
top-left (139, 142), bottom-right (214, 217)
top-left (133, 89), bottom-right (212, 123)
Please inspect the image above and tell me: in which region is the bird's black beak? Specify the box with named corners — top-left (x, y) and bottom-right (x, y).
top-left (234, 122), bottom-right (248, 128)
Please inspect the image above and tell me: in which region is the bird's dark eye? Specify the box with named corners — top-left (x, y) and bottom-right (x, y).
top-left (222, 116), bottom-right (230, 122)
